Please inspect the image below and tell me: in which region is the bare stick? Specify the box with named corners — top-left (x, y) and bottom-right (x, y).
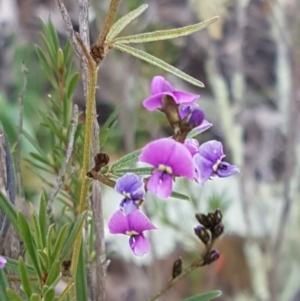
top-left (16, 64), bottom-right (28, 197)
top-left (55, 0), bottom-right (82, 59)
top-left (47, 105), bottom-right (78, 213)
top-left (146, 258), bottom-right (204, 301)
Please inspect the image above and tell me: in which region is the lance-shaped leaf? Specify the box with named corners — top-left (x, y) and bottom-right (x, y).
top-left (113, 43), bottom-right (204, 87)
top-left (112, 167), bottom-right (153, 177)
top-left (18, 258), bottom-right (33, 300)
top-left (107, 4), bottom-right (148, 41)
top-left (6, 289), bottom-right (24, 301)
top-left (170, 191), bottom-right (190, 201)
top-left (4, 258), bottom-right (36, 275)
top-left (180, 291), bottom-right (222, 301)
top-left (0, 270), bottom-right (9, 301)
top-left (0, 193), bottom-right (18, 233)
top-left (113, 16), bottom-right (219, 44)
top-left (111, 149), bottom-right (142, 171)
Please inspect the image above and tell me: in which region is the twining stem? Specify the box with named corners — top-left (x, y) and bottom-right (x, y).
top-left (71, 36), bottom-right (98, 279)
top-left (146, 258), bottom-right (204, 301)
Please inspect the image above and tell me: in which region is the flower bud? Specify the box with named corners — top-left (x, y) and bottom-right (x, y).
top-left (214, 208), bottom-right (223, 224)
top-left (194, 225), bottom-right (210, 244)
top-left (205, 250), bottom-right (220, 265)
top-left (195, 213), bottom-right (210, 228)
top-left (172, 257), bottom-right (182, 279)
top-left (213, 222), bottom-right (224, 238)
top-left (206, 213), bottom-right (216, 227)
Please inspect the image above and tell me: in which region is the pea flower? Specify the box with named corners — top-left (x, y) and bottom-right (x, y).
top-left (139, 138), bottom-right (194, 198)
top-left (143, 76), bottom-right (199, 111)
top-left (179, 104), bottom-right (212, 134)
top-left (0, 256), bottom-right (6, 269)
top-left (193, 140), bottom-right (240, 185)
top-left (108, 209), bottom-right (156, 256)
top-left (116, 173), bottom-right (145, 215)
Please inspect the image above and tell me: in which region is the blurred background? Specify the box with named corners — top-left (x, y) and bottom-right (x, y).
top-left (0, 0), bottom-right (299, 300)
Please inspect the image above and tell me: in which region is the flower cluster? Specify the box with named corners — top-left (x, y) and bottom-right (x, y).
top-left (108, 76), bottom-right (239, 256)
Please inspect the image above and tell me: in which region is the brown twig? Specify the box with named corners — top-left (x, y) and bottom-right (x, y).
top-left (90, 0), bottom-right (121, 63)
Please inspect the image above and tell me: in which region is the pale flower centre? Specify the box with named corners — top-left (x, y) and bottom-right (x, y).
top-left (212, 160), bottom-right (221, 172)
top-left (158, 164), bottom-right (173, 175)
top-left (126, 230), bottom-right (139, 236)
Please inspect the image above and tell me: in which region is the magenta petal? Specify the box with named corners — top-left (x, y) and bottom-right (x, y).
top-left (199, 140), bottom-right (225, 163)
top-left (108, 210), bottom-right (129, 234)
top-left (167, 141), bottom-right (194, 180)
top-left (128, 209), bottom-right (156, 233)
top-left (172, 91), bottom-right (199, 104)
top-left (184, 139), bottom-right (199, 156)
top-left (129, 234), bottom-right (150, 256)
top-left (150, 76), bottom-right (174, 94)
top-left (143, 92), bottom-right (174, 111)
top-left (147, 171), bottom-right (173, 198)
top-left (193, 153), bottom-right (214, 185)
top-left (139, 138), bottom-right (176, 167)
top-left (193, 119), bottom-right (213, 134)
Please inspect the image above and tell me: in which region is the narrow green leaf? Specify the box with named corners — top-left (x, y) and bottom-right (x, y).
top-left (44, 287), bottom-right (55, 301)
top-left (75, 243), bottom-right (88, 301)
top-left (47, 224), bottom-right (56, 259)
top-left (22, 130), bottom-right (46, 157)
top-left (113, 43), bottom-right (204, 87)
top-left (17, 212), bottom-right (42, 279)
top-left (39, 193), bottom-right (47, 248)
top-left (0, 269), bottom-right (9, 301)
top-left (99, 120), bottom-right (118, 146)
top-left (24, 159), bottom-right (53, 174)
top-left (6, 289), bottom-right (24, 301)
top-left (107, 4), bottom-right (148, 41)
top-left (50, 224), bottom-right (68, 262)
top-left (18, 257), bottom-right (33, 299)
top-left (59, 211), bottom-right (86, 261)
top-left (112, 167), bottom-right (153, 176)
top-left (180, 291), bottom-right (222, 301)
top-left (31, 212), bottom-right (44, 250)
top-left (47, 19), bottom-right (60, 55)
top-left (37, 250), bottom-right (49, 273)
top-left (45, 260), bottom-right (61, 287)
top-left (111, 149), bottom-right (141, 171)
top-left (66, 73), bottom-right (80, 100)
top-left (170, 191), bottom-right (190, 201)
top-left (30, 294), bottom-right (39, 301)
top-left (29, 152), bottom-right (51, 167)
top-left (5, 258), bottom-right (36, 275)
top-left (113, 16), bottom-right (219, 44)
top-left (0, 192), bottom-right (18, 232)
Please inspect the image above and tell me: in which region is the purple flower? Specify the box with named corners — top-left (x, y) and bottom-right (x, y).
top-left (143, 76), bottom-right (199, 111)
top-left (0, 256), bottom-right (6, 269)
top-left (193, 140), bottom-right (240, 185)
top-left (115, 173), bottom-right (145, 215)
top-left (184, 138), bottom-right (199, 157)
top-left (139, 138), bottom-right (194, 198)
top-left (179, 104), bottom-right (212, 133)
top-left (108, 209), bottom-right (156, 256)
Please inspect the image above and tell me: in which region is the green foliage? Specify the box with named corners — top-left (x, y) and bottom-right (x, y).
top-left (0, 270), bottom-right (9, 301)
top-left (180, 291), bottom-right (222, 301)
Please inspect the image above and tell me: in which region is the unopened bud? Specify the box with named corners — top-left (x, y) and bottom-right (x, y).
top-left (205, 250), bottom-right (220, 265)
top-left (194, 225), bottom-right (210, 244)
top-left (195, 213), bottom-right (210, 228)
top-left (214, 208), bottom-right (223, 224)
top-left (172, 257), bottom-right (182, 279)
top-left (213, 222), bottom-right (224, 238)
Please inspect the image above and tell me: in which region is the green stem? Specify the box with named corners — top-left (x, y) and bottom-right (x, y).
top-left (71, 35), bottom-right (98, 280)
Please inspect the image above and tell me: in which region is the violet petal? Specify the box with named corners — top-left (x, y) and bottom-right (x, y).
top-left (0, 256), bottom-right (6, 269)
top-left (108, 210), bottom-right (129, 234)
top-left (217, 162), bottom-right (240, 178)
top-left (193, 153), bottom-right (214, 185)
top-left (129, 234), bottom-right (150, 256)
top-left (120, 199), bottom-right (137, 216)
top-left (128, 209), bottom-right (156, 233)
top-left (198, 140), bottom-right (225, 163)
top-left (115, 173), bottom-right (144, 200)
top-left (193, 119), bottom-right (213, 134)
top-left (189, 108), bottom-right (205, 126)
